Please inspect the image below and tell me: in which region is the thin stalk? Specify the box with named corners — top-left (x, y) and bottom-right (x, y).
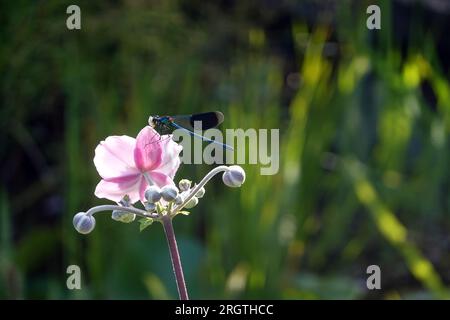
top-left (86, 205), bottom-right (158, 219)
top-left (161, 215), bottom-right (189, 300)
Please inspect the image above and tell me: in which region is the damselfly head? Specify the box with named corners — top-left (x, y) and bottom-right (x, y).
top-left (148, 116), bottom-right (157, 127)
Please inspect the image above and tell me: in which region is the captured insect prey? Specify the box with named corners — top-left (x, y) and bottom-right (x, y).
top-left (148, 111), bottom-right (233, 151)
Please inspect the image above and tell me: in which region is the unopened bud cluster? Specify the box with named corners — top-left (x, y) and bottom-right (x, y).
top-left (144, 184), bottom-right (180, 208)
top-left (74, 165), bottom-right (245, 234)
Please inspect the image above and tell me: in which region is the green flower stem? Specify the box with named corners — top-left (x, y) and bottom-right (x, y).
top-left (161, 214), bottom-right (189, 300)
top-left (86, 205), bottom-right (158, 219)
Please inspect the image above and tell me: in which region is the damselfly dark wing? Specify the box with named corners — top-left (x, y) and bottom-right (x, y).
top-left (149, 111), bottom-right (232, 150)
top-left (169, 120), bottom-right (233, 150)
top-left (169, 111), bottom-right (224, 131)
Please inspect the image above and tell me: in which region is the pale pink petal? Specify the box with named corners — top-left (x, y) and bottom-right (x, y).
top-left (139, 178), bottom-right (148, 203)
top-left (104, 173), bottom-right (141, 184)
top-left (134, 126), bottom-right (163, 172)
top-left (157, 135), bottom-right (183, 179)
top-left (148, 171), bottom-right (175, 188)
top-left (94, 135), bottom-right (139, 179)
top-left (94, 175), bottom-right (142, 204)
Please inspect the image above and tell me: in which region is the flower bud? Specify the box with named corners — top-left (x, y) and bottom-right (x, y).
top-left (184, 196), bottom-right (198, 209)
top-left (112, 210), bottom-right (136, 223)
top-left (178, 179), bottom-right (192, 192)
top-left (222, 165), bottom-right (246, 188)
top-left (161, 185), bottom-right (179, 202)
top-left (145, 202), bottom-right (156, 212)
top-left (119, 194), bottom-right (131, 207)
top-left (145, 186), bottom-right (162, 203)
top-left (73, 212), bottom-right (96, 234)
top-left (195, 186), bottom-right (205, 198)
top-left (175, 194), bottom-right (184, 205)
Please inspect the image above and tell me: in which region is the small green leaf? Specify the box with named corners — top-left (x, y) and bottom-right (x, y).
top-left (178, 211), bottom-right (190, 216)
top-left (139, 218), bottom-right (154, 232)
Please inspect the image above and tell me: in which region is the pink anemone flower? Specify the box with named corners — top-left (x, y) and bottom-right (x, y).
top-left (93, 126), bottom-right (182, 204)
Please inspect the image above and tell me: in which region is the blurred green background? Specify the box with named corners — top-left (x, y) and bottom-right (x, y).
top-left (1, 0), bottom-right (449, 299)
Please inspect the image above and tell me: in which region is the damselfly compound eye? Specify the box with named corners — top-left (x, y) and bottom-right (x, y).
top-left (148, 116), bottom-right (155, 127)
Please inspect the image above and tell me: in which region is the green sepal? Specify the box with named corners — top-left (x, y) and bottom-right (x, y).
top-left (139, 217), bottom-right (154, 232)
top-left (156, 202), bottom-right (164, 215)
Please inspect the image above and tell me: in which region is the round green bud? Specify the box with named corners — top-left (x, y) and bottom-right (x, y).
top-left (184, 196), bottom-right (199, 209)
top-left (112, 210), bottom-right (136, 223)
top-left (195, 187), bottom-right (205, 198)
top-left (178, 179), bottom-right (192, 192)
